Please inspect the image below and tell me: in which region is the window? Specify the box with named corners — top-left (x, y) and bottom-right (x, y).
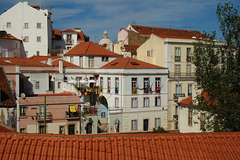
top-left (188, 109), bottom-right (193, 126)
top-left (59, 126), bottom-right (65, 134)
top-left (155, 118), bottom-right (161, 128)
top-left (24, 23), bottom-right (29, 29)
top-left (37, 36), bottom-right (41, 42)
top-left (188, 84), bottom-right (192, 97)
top-left (147, 50), bottom-right (153, 56)
top-left (70, 56), bottom-right (74, 64)
top-left (187, 48), bottom-right (191, 62)
top-left (39, 125), bottom-right (44, 133)
top-left (143, 78), bottom-right (149, 94)
top-left (186, 64), bottom-right (191, 77)
top-left (155, 77), bottom-right (161, 93)
top-left (67, 47), bottom-right (71, 50)
top-left (23, 36), bottom-right (29, 42)
top-left (6, 22), bottom-right (11, 28)
top-left (115, 98), bottom-right (119, 108)
top-left (200, 113), bottom-right (206, 130)
top-left (175, 64), bottom-right (181, 77)
top-left (131, 120), bottom-right (137, 131)
top-left (13, 42), bottom-right (17, 49)
top-left (115, 77), bottom-right (119, 94)
top-left (101, 112), bottom-right (106, 118)
top-left (155, 96), bottom-right (161, 106)
top-left (107, 77), bottom-right (111, 93)
top-left (102, 57), bottom-right (109, 62)
top-left (143, 97), bottom-right (149, 107)
top-left (175, 84), bottom-right (182, 98)
top-left (131, 98), bottom-right (138, 108)
top-left (100, 77), bottom-right (103, 93)
top-left (66, 34), bottom-right (72, 43)
top-left (20, 128), bottom-right (26, 133)
top-left (88, 57), bottom-right (94, 68)
top-left (36, 51), bottom-right (40, 56)
top-left (131, 78), bottom-right (137, 94)
top-left (20, 107), bottom-right (26, 116)
top-left (175, 47), bottom-right (181, 61)
top-left (79, 56), bottom-right (83, 67)
top-left (58, 82), bottom-right (61, 89)
top-left (37, 23), bottom-right (41, 29)
top-left (35, 81), bottom-right (40, 89)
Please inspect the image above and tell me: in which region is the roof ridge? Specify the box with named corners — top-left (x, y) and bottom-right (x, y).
top-left (84, 41), bottom-right (92, 55)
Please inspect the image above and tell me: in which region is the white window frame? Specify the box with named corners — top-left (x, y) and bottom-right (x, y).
top-left (24, 23), bottom-right (29, 29)
top-left (155, 118), bottom-right (161, 128)
top-left (37, 36), bottom-right (41, 42)
top-left (37, 23), bottom-right (41, 29)
top-left (131, 98), bottom-right (138, 108)
top-left (6, 22), bottom-right (11, 28)
top-left (35, 81), bottom-right (40, 89)
top-left (155, 96), bottom-right (161, 107)
top-left (143, 97), bottom-right (149, 107)
top-left (115, 98), bottom-right (119, 108)
top-left (88, 57), bottom-right (94, 68)
top-left (131, 120), bottom-right (138, 131)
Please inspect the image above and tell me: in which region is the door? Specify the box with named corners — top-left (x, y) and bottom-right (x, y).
top-left (68, 124), bottom-right (75, 135)
top-left (86, 123), bottom-right (92, 134)
top-left (143, 119), bottom-right (149, 131)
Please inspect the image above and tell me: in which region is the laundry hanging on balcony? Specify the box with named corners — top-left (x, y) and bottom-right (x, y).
top-left (69, 105), bottom-right (76, 112)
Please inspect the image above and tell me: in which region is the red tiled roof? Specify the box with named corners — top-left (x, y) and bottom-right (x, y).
top-left (0, 132), bottom-right (239, 159)
top-left (178, 96), bottom-right (193, 105)
top-left (0, 125), bottom-right (15, 133)
top-left (62, 29), bottom-right (77, 33)
top-left (0, 58), bottom-right (51, 67)
top-left (65, 41), bottom-right (123, 57)
top-left (0, 67), bottom-right (16, 107)
top-left (52, 60), bottom-right (81, 68)
top-left (101, 57), bottom-right (165, 69)
top-left (130, 25), bottom-right (205, 39)
top-left (0, 34), bottom-right (21, 41)
top-left (77, 31), bottom-right (85, 41)
top-left (33, 91), bottom-right (77, 97)
top-left (52, 29), bottom-right (62, 37)
top-left (28, 56), bottom-right (62, 62)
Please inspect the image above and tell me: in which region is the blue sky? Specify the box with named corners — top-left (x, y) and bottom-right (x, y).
top-left (0, 0), bottom-right (239, 43)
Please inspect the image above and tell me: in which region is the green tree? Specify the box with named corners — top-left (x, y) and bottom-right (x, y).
top-left (193, 2), bottom-right (240, 132)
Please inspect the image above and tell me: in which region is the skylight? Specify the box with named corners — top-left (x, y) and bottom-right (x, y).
top-left (130, 62), bottom-right (139, 65)
top-left (111, 62), bottom-right (119, 66)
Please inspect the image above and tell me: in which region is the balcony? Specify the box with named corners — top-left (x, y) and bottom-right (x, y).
top-left (169, 72), bottom-right (195, 78)
top-left (80, 87), bottom-right (100, 96)
top-left (175, 56), bottom-right (181, 62)
top-left (173, 93), bottom-right (185, 99)
top-left (66, 111), bottom-right (80, 120)
top-left (36, 112), bottom-right (53, 121)
top-left (65, 39), bottom-right (72, 44)
top-left (132, 88), bottom-right (138, 94)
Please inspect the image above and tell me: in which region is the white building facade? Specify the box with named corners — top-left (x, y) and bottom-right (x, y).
top-left (0, 2), bottom-right (52, 57)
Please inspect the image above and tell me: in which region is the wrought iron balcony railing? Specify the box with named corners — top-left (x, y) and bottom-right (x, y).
top-left (169, 72), bottom-right (195, 78)
top-left (66, 111), bottom-right (79, 120)
top-left (36, 112), bottom-right (53, 121)
top-left (173, 93), bottom-right (185, 99)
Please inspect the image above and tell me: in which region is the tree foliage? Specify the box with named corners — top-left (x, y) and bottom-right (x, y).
top-left (193, 2), bottom-right (240, 132)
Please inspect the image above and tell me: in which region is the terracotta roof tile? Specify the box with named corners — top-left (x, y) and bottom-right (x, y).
top-left (0, 132), bottom-right (239, 159)
top-left (64, 41), bottom-right (122, 57)
top-left (130, 25), bottom-right (205, 39)
top-left (52, 60), bottom-right (81, 68)
top-left (101, 57), bottom-right (165, 69)
top-left (0, 58), bottom-right (51, 67)
top-left (28, 56), bottom-right (62, 62)
top-left (62, 29), bottom-right (77, 33)
top-left (0, 34), bottom-right (21, 41)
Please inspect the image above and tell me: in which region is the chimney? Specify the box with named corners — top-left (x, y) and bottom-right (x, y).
top-left (75, 28), bottom-right (82, 32)
top-left (59, 59), bottom-right (63, 73)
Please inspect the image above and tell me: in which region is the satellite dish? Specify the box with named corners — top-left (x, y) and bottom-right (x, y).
top-left (20, 93), bottom-right (26, 99)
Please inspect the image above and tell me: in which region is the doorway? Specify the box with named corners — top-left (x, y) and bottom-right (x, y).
top-left (68, 124), bottom-right (75, 135)
top-left (86, 123), bottom-right (92, 134)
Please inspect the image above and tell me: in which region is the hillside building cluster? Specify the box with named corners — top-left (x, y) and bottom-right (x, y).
top-left (0, 1), bottom-right (224, 135)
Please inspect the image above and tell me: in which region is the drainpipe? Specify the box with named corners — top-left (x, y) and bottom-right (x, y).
top-left (44, 96), bottom-right (46, 133)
